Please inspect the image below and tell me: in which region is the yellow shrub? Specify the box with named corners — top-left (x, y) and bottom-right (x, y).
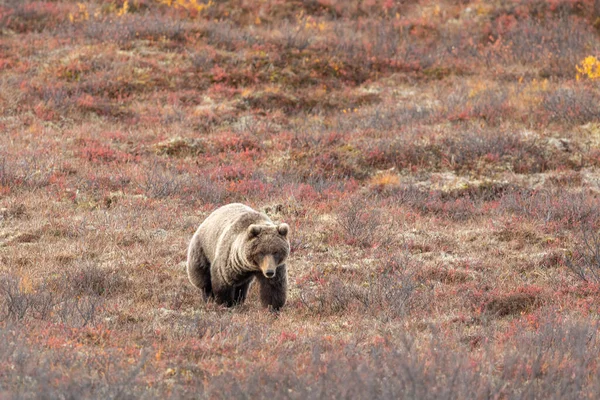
top-left (576, 56), bottom-right (600, 81)
top-left (69, 3), bottom-right (89, 23)
top-left (117, 0), bottom-right (129, 16)
top-left (158, 0), bottom-right (213, 15)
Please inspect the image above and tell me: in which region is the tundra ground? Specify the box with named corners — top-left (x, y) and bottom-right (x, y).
top-left (2, 0), bottom-right (600, 398)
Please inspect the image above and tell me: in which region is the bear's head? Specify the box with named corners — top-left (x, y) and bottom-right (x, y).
top-left (245, 223), bottom-right (290, 278)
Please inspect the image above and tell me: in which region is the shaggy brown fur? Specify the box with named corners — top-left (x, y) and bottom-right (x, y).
top-left (187, 203), bottom-right (290, 310)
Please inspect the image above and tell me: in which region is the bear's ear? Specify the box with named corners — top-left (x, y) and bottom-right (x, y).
top-left (277, 223), bottom-right (289, 237)
top-left (248, 224), bottom-right (262, 238)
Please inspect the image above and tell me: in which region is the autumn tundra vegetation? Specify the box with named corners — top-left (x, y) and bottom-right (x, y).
top-left (2, 0), bottom-right (600, 398)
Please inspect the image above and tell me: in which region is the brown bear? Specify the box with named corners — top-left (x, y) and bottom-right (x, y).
top-left (186, 203), bottom-right (290, 310)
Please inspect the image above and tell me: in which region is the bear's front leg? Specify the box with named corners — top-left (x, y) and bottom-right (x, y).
top-left (234, 280), bottom-right (252, 305)
top-left (210, 260), bottom-right (237, 307)
top-left (257, 264), bottom-right (287, 311)
top-left (212, 283), bottom-right (235, 307)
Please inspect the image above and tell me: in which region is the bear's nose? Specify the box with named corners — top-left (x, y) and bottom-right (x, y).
top-left (260, 255), bottom-right (277, 279)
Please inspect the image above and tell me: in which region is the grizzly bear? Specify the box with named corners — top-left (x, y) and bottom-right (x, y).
top-left (186, 203), bottom-right (290, 310)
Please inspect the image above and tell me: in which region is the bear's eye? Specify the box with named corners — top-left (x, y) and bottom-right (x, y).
top-left (274, 252), bottom-right (284, 264)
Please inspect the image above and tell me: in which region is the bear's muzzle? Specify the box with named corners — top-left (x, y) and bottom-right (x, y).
top-left (260, 255), bottom-right (277, 278)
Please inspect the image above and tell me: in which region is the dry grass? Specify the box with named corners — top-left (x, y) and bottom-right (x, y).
top-left (2, 0), bottom-right (600, 397)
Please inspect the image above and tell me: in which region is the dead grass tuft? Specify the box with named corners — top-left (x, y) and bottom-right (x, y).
top-left (153, 137), bottom-right (207, 157)
top-left (421, 267), bottom-right (471, 284)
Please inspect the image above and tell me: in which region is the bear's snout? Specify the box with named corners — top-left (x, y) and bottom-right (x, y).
top-left (260, 255), bottom-right (277, 279)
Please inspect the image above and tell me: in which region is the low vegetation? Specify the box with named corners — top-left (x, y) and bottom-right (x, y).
top-left (2, 0), bottom-right (600, 397)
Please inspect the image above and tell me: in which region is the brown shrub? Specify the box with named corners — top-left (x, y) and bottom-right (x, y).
top-left (421, 267), bottom-right (471, 284)
top-left (484, 291), bottom-right (542, 318)
top-left (298, 251), bottom-right (416, 319)
top-left (565, 227), bottom-right (600, 283)
top-left (335, 195), bottom-right (389, 248)
top-left (498, 188), bottom-right (600, 229)
top-left (541, 86), bottom-right (600, 125)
